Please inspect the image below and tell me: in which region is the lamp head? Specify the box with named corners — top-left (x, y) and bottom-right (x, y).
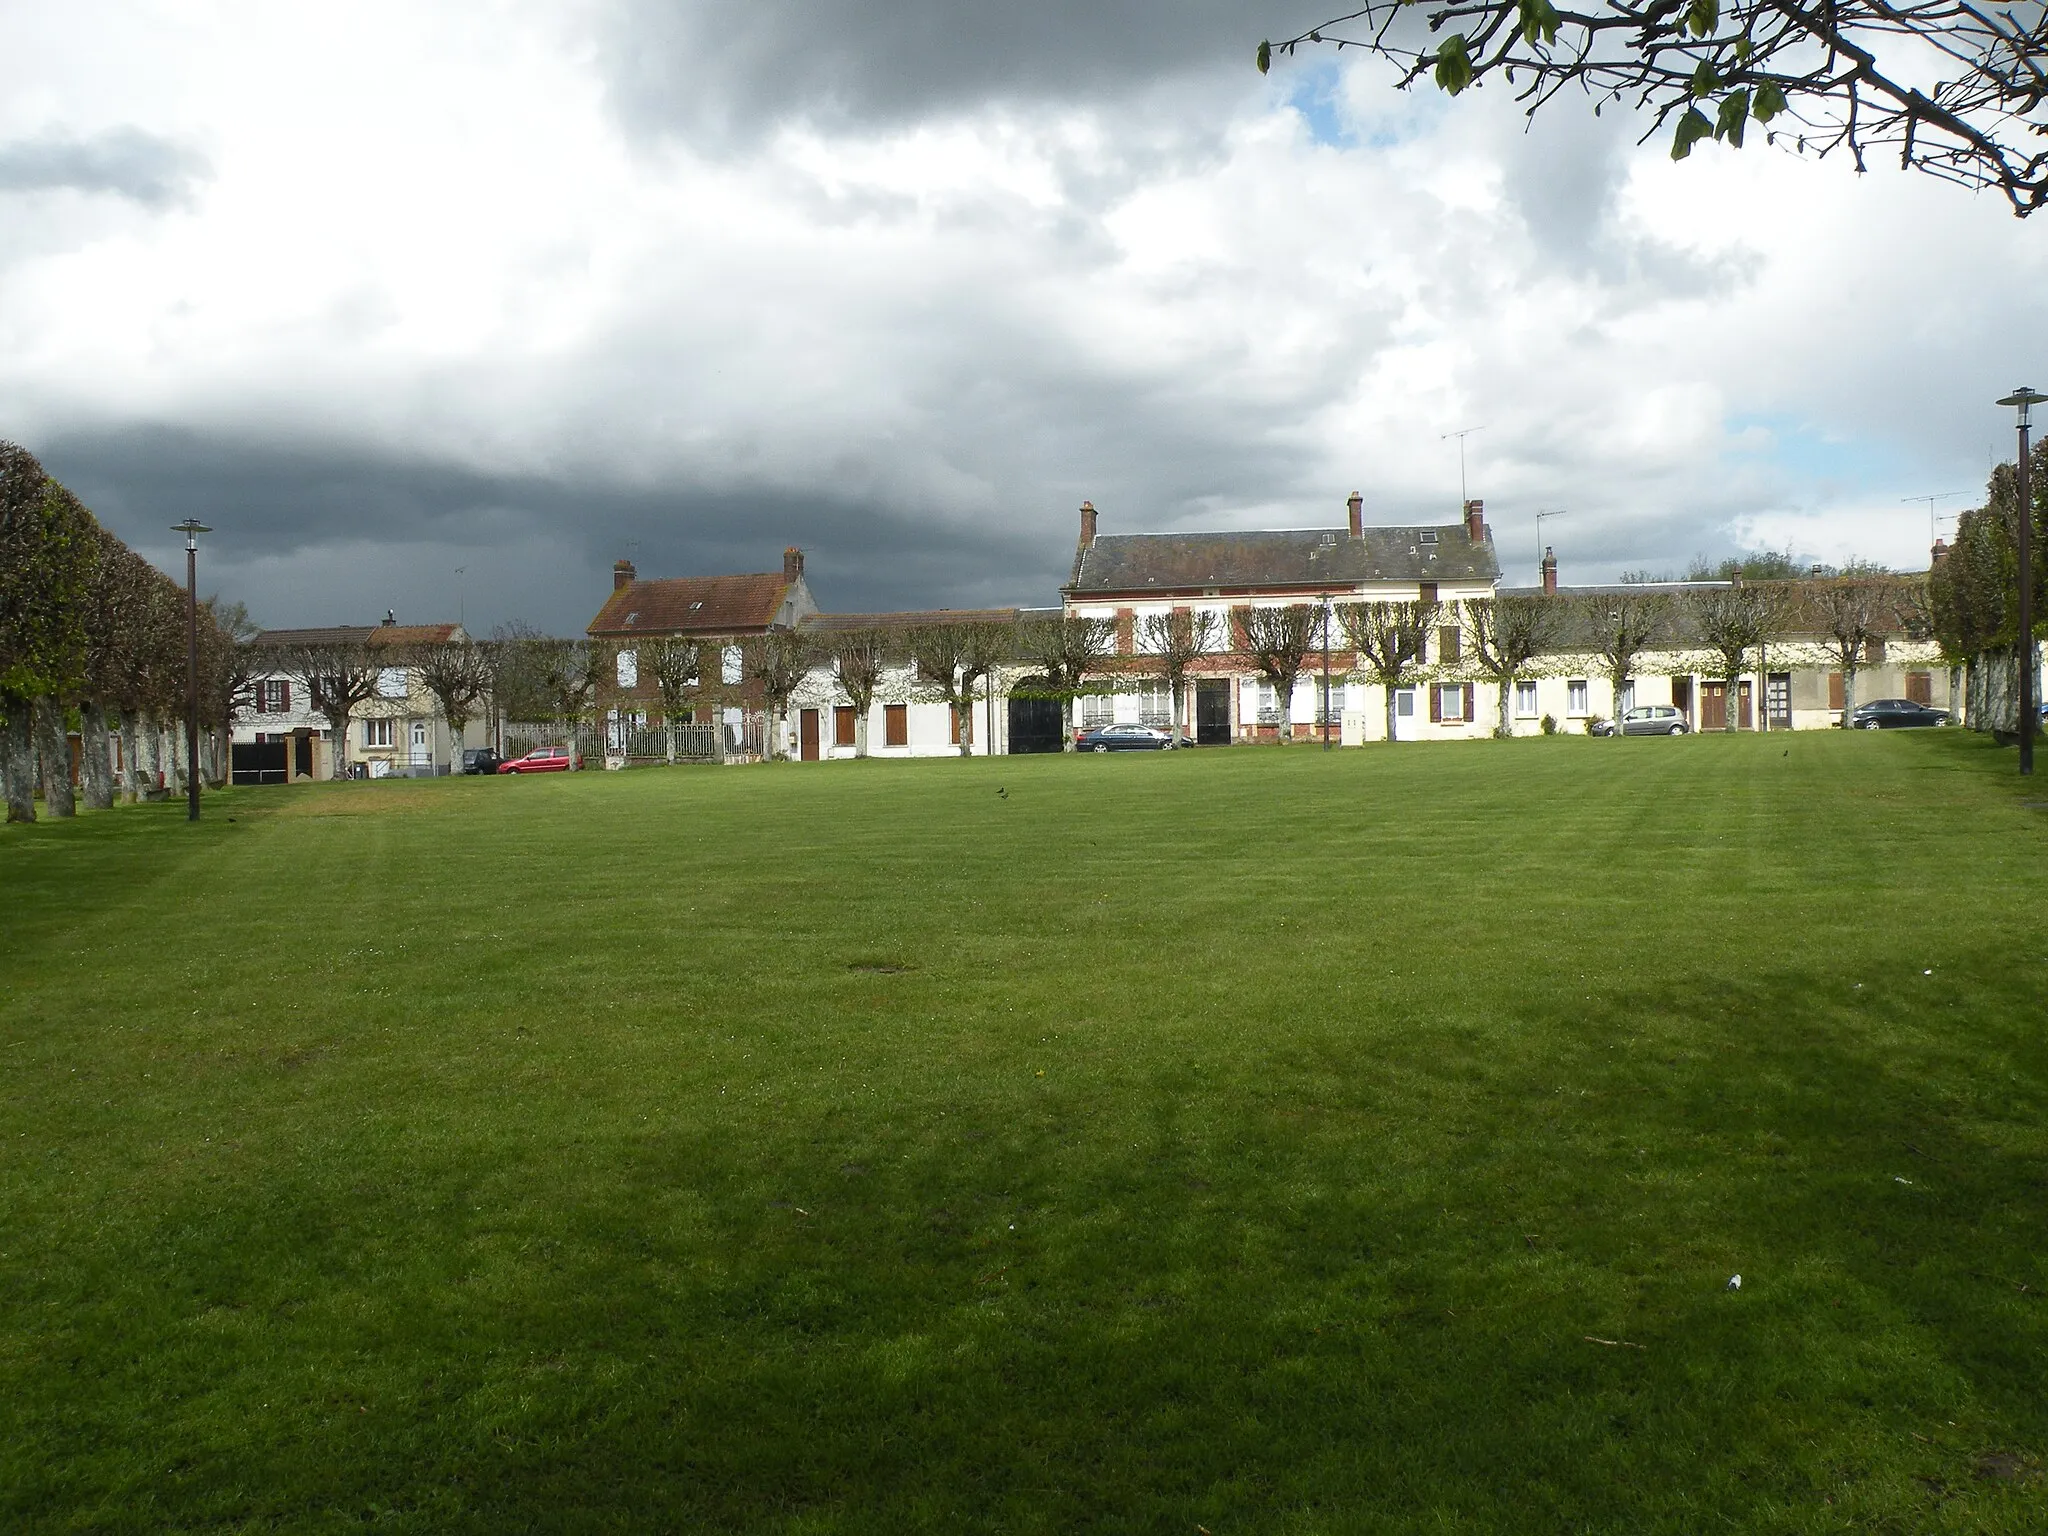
top-left (1998, 386), bottom-right (2048, 427)
top-left (170, 518), bottom-right (212, 552)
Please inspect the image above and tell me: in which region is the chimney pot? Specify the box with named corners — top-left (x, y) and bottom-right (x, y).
top-left (783, 546), bottom-right (803, 581)
top-left (613, 559), bottom-right (636, 591)
top-left (1347, 492), bottom-right (1363, 538)
top-left (1465, 498), bottom-right (1486, 545)
top-left (1541, 545), bottom-right (1558, 596)
top-left (1079, 500), bottom-right (1098, 547)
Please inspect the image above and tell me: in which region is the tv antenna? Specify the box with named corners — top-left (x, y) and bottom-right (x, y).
top-left (1441, 425), bottom-right (1486, 507)
top-left (1534, 509), bottom-right (1568, 578)
top-left (1900, 491), bottom-right (1964, 548)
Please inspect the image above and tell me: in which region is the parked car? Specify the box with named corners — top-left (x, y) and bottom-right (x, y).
top-left (462, 748), bottom-right (505, 775)
top-left (1846, 699), bottom-right (1950, 729)
top-left (497, 746), bottom-right (575, 773)
top-left (1590, 705), bottom-right (1690, 737)
top-left (1074, 724), bottom-right (1180, 752)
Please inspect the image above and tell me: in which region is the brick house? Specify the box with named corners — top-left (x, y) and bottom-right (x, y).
top-left (1061, 494), bottom-right (1503, 742)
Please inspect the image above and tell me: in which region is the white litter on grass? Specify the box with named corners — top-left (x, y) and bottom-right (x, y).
top-left (1895, 1176), bottom-right (1913, 1186)
top-left (1923, 969), bottom-right (1933, 976)
top-left (1728, 1275), bottom-right (1742, 1290)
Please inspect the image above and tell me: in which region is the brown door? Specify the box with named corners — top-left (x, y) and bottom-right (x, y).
top-left (799, 709), bottom-right (820, 761)
top-left (1701, 683), bottom-right (1727, 731)
top-left (1738, 680), bottom-right (1753, 729)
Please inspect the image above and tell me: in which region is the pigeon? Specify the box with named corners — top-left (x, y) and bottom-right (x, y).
top-left (996, 787), bottom-right (1008, 799)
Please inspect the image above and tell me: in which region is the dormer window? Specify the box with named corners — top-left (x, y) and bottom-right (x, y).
top-left (1319, 532), bottom-right (1336, 546)
top-left (1419, 530), bottom-right (1439, 545)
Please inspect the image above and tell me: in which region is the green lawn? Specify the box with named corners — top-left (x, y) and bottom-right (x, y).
top-left (3, 732), bottom-right (2046, 1533)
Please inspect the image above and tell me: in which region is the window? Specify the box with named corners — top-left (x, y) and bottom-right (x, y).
top-left (1418, 582), bottom-right (1438, 605)
top-left (721, 644), bottom-right (743, 685)
top-left (1081, 695), bottom-right (1114, 727)
top-left (363, 718), bottom-right (395, 748)
top-left (1318, 679), bottom-right (1345, 723)
top-left (1567, 679), bottom-right (1589, 716)
top-left (1515, 681), bottom-right (1538, 718)
top-left (257, 679), bottom-right (292, 713)
top-left (883, 704), bottom-right (908, 747)
top-left (1864, 637), bottom-right (1886, 665)
top-left (1419, 530), bottom-right (1439, 545)
top-left (1136, 683), bottom-right (1170, 725)
top-left (377, 667), bottom-right (407, 699)
top-left (1906, 671), bottom-right (1933, 704)
top-left (616, 649), bottom-right (638, 688)
top-left (1434, 684), bottom-right (1465, 723)
top-left (1438, 626), bottom-right (1462, 664)
top-left (1395, 688), bottom-right (1415, 718)
top-left (1257, 682), bottom-right (1278, 724)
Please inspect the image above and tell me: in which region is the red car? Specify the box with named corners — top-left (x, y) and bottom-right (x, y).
top-left (497, 746), bottom-right (575, 774)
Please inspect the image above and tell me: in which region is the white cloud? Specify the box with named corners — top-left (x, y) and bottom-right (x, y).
top-left (1, 2), bottom-right (2042, 629)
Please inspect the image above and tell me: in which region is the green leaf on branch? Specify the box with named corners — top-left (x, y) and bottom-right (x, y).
top-left (1753, 80), bottom-right (1787, 122)
top-left (1715, 87), bottom-right (1750, 147)
top-left (1518, 0), bottom-right (1559, 47)
top-left (1686, 0), bottom-right (1719, 36)
top-left (1434, 34), bottom-right (1475, 95)
top-left (1257, 39), bottom-right (1272, 74)
top-left (1691, 60), bottom-right (1719, 98)
top-left (1671, 108), bottom-right (1715, 160)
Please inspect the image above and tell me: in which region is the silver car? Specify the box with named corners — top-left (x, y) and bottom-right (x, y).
top-left (1593, 705), bottom-right (1690, 737)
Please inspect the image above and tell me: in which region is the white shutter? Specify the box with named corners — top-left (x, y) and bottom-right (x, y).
top-left (616, 649), bottom-right (638, 688)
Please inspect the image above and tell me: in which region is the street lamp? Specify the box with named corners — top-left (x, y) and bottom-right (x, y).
top-left (170, 519), bottom-right (211, 819)
top-left (1996, 388), bottom-right (2043, 776)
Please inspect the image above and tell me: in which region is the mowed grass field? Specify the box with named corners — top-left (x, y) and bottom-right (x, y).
top-left (3, 731), bottom-right (2046, 1534)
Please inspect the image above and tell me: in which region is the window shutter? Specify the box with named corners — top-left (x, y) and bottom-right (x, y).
top-left (277, 681), bottom-right (291, 713)
top-left (949, 706), bottom-right (960, 744)
top-left (1463, 683), bottom-right (1474, 722)
top-left (1429, 687), bottom-right (1441, 723)
top-left (1828, 673), bottom-right (1844, 710)
top-left (1413, 629), bottom-right (1427, 664)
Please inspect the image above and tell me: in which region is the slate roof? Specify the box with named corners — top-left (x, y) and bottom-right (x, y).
top-left (587, 573), bottom-right (794, 637)
top-left (1066, 525), bottom-right (1497, 595)
top-left (253, 623), bottom-right (461, 647)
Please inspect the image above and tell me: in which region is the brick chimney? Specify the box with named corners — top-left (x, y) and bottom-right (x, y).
top-left (1347, 491), bottom-right (1363, 538)
top-left (1931, 538), bottom-right (1949, 566)
top-left (783, 546), bottom-right (804, 581)
top-left (1464, 498), bottom-right (1486, 544)
top-left (1079, 500), bottom-right (1097, 547)
top-left (613, 559), bottom-right (635, 590)
top-left (1541, 546), bottom-right (1558, 595)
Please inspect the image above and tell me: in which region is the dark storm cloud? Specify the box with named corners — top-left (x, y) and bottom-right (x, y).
top-left (600, 0), bottom-right (1299, 140)
top-left (0, 127), bottom-right (210, 207)
top-left (33, 425), bottom-right (1077, 634)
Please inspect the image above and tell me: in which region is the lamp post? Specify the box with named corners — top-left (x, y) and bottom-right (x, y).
top-left (1997, 388), bottom-right (2043, 776)
top-left (171, 519), bottom-right (211, 819)
top-left (1321, 593), bottom-right (1334, 750)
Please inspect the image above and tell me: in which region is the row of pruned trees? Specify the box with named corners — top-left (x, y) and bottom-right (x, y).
top-left (1929, 446), bottom-right (2048, 734)
top-left (1, 441), bottom-right (248, 823)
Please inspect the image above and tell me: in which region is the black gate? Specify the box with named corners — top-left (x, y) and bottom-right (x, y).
top-left (1007, 684), bottom-right (1066, 754)
top-left (231, 741), bottom-right (288, 785)
top-left (293, 732), bottom-right (313, 778)
top-left (1195, 679), bottom-right (1232, 745)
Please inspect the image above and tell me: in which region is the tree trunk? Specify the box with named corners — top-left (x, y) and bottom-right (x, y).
top-left (1724, 671), bottom-right (1740, 732)
top-left (201, 725), bottom-right (223, 788)
top-left (118, 711), bottom-right (139, 803)
top-left (956, 695), bottom-right (973, 758)
top-left (140, 713), bottom-right (163, 796)
top-left (330, 716), bottom-right (350, 778)
top-left (1276, 678), bottom-right (1293, 744)
top-left (34, 698), bottom-right (76, 817)
top-left (1840, 662), bottom-right (1858, 726)
top-left (2, 706), bottom-right (36, 822)
top-left (1384, 682), bottom-right (1399, 745)
top-left (854, 711), bottom-right (869, 759)
top-left (1496, 675), bottom-right (1513, 737)
top-left (79, 702), bottom-right (115, 810)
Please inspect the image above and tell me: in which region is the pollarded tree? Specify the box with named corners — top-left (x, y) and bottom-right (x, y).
top-left (196, 598), bottom-right (259, 787)
top-left (411, 636), bottom-right (494, 774)
top-left (746, 629), bottom-right (819, 761)
top-left (1135, 608), bottom-right (1221, 743)
top-left (285, 636), bottom-right (380, 778)
top-left (1261, 1), bottom-right (2048, 216)
top-left (640, 636), bottom-right (705, 760)
top-left (1013, 613), bottom-right (1117, 752)
top-left (1688, 583), bottom-right (1792, 730)
top-left (1340, 597), bottom-right (1439, 744)
top-left (1467, 594), bottom-right (1562, 737)
top-left (906, 619), bottom-right (1011, 758)
top-left (1806, 568), bottom-right (1900, 726)
top-left (824, 626), bottom-right (891, 758)
top-left (1238, 605), bottom-right (1321, 743)
top-left (1575, 589), bottom-right (1671, 732)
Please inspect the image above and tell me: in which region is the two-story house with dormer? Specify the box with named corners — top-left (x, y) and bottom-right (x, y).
top-left (1060, 494), bottom-right (1503, 742)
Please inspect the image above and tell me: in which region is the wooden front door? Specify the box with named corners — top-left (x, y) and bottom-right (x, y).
top-left (1702, 683), bottom-right (1727, 731)
top-left (799, 709), bottom-right (820, 762)
top-left (1738, 680), bottom-right (1753, 729)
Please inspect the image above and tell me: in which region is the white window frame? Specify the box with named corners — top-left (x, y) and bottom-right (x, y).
top-left (1395, 688), bottom-right (1416, 718)
top-left (363, 718), bottom-right (395, 749)
top-left (1515, 681), bottom-right (1539, 718)
top-left (1435, 684), bottom-right (1465, 723)
top-left (1567, 679), bottom-right (1589, 717)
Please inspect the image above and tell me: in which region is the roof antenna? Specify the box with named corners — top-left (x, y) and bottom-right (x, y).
top-left (1441, 424), bottom-right (1486, 508)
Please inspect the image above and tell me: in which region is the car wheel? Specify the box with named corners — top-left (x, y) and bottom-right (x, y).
top-left (1856, 718), bottom-right (1880, 730)
top-left (1093, 744), bottom-right (1108, 753)
top-left (1669, 723), bottom-right (1686, 735)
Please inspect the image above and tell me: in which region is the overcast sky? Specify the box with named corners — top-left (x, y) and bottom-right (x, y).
top-left (4, 3), bottom-right (2043, 633)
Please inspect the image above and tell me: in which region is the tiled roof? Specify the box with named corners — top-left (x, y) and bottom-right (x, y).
top-left (1067, 525), bottom-right (1498, 594)
top-left (254, 624), bottom-right (460, 647)
top-left (587, 574), bottom-right (793, 637)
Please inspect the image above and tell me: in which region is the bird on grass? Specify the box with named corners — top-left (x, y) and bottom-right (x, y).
top-left (996, 787), bottom-right (1008, 799)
